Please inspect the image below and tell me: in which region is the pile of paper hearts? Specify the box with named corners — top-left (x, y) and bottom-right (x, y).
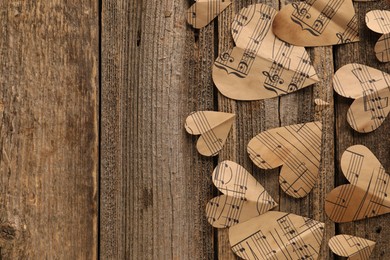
top-left (184, 1), bottom-right (390, 259)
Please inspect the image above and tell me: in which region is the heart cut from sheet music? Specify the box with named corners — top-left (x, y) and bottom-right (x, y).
top-left (212, 4), bottom-right (319, 101)
top-left (229, 211), bottom-right (324, 260)
top-left (206, 160), bottom-right (277, 228)
top-left (325, 145), bottom-right (390, 223)
top-left (366, 10), bottom-right (390, 62)
top-left (328, 235), bottom-right (376, 260)
top-left (333, 63), bottom-right (390, 133)
top-left (247, 121), bottom-right (322, 198)
top-left (185, 111), bottom-right (235, 156)
top-left (186, 0), bottom-right (232, 29)
top-left (272, 0), bottom-right (359, 46)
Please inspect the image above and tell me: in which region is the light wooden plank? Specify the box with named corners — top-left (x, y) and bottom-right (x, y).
top-left (0, 1), bottom-right (98, 259)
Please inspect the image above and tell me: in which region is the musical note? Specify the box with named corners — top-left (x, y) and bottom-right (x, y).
top-left (186, 0), bottom-right (232, 29)
top-left (229, 211), bottom-right (324, 260)
top-left (247, 122), bottom-right (322, 198)
top-left (325, 145), bottom-right (390, 223)
top-left (366, 10), bottom-right (390, 62)
top-left (272, 0), bottom-right (359, 46)
top-left (333, 63), bottom-right (390, 133)
top-left (328, 235), bottom-right (376, 260)
top-left (206, 161), bottom-right (277, 228)
top-left (184, 111), bottom-right (235, 156)
top-left (212, 3), bottom-right (319, 101)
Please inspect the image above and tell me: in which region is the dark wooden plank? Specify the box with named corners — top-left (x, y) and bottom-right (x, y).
top-left (0, 1), bottom-right (98, 259)
top-left (334, 1), bottom-right (390, 259)
top-left (100, 0), bottom-right (215, 259)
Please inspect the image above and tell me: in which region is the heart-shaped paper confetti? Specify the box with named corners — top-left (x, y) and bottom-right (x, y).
top-left (366, 10), bottom-right (390, 62)
top-left (186, 0), bottom-right (232, 29)
top-left (328, 235), bottom-right (376, 260)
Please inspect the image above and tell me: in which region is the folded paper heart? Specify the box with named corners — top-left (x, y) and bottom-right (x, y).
top-left (328, 235), bottom-right (376, 260)
top-left (366, 10), bottom-right (390, 62)
top-left (325, 145), bottom-right (390, 223)
top-left (206, 160), bottom-right (277, 228)
top-left (229, 211), bottom-right (324, 260)
top-left (185, 111), bottom-right (235, 156)
top-left (186, 0), bottom-right (231, 29)
top-left (333, 63), bottom-right (390, 133)
top-left (247, 121), bottom-right (322, 198)
top-left (272, 0), bottom-right (359, 46)
top-left (212, 4), bottom-right (319, 100)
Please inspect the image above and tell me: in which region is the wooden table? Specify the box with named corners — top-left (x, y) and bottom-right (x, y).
top-left (0, 0), bottom-right (389, 259)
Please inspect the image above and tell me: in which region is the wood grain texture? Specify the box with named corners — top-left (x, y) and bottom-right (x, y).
top-left (0, 1), bottom-right (98, 259)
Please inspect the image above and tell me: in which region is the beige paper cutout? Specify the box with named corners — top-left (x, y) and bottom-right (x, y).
top-left (325, 145), bottom-right (390, 223)
top-left (247, 122), bottom-right (322, 198)
top-left (186, 0), bottom-right (232, 29)
top-left (333, 63), bottom-right (390, 133)
top-left (366, 10), bottom-right (390, 62)
top-left (272, 0), bottom-right (359, 47)
top-left (229, 211), bottom-right (324, 260)
top-left (185, 111), bottom-right (235, 156)
top-left (315, 98), bottom-right (330, 112)
top-left (206, 160), bottom-right (277, 228)
top-left (329, 235), bottom-right (376, 260)
top-left (212, 4), bottom-right (319, 101)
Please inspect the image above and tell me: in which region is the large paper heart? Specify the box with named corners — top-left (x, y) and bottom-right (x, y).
top-left (366, 10), bottom-right (390, 62)
top-left (206, 160), bottom-right (277, 228)
top-left (186, 0), bottom-right (232, 29)
top-left (333, 63), bottom-right (390, 133)
top-left (229, 211), bottom-right (324, 260)
top-left (272, 0), bottom-right (359, 46)
top-left (212, 4), bottom-right (319, 100)
top-left (325, 145), bottom-right (390, 223)
top-left (247, 121), bottom-right (322, 198)
top-left (328, 235), bottom-right (376, 260)
top-left (185, 111), bottom-right (235, 156)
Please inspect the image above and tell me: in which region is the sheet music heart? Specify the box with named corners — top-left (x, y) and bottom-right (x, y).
top-left (186, 0), bottom-right (232, 29)
top-left (247, 121), bottom-right (323, 198)
top-left (325, 145), bottom-right (390, 223)
top-left (333, 63), bottom-right (390, 133)
top-left (206, 160), bottom-right (277, 228)
top-left (212, 4), bottom-right (319, 101)
top-left (366, 10), bottom-right (390, 62)
top-left (185, 111), bottom-right (235, 156)
top-left (328, 235), bottom-right (376, 260)
top-left (272, 0), bottom-right (359, 46)
top-left (229, 211), bottom-right (324, 260)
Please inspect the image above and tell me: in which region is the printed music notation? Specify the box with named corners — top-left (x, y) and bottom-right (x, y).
top-left (366, 10), bottom-right (390, 62)
top-left (272, 0), bottom-right (359, 46)
top-left (206, 161), bottom-right (277, 228)
top-left (247, 122), bottom-right (322, 198)
top-left (229, 211), bottom-right (324, 260)
top-left (328, 235), bottom-right (375, 260)
top-left (212, 3), bottom-right (319, 101)
top-left (333, 63), bottom-right (390, 133)
top-left (184, 111), bottom-right (235, 156)
top-left (325, 145), bottom-right (390, 223)
top-left (186, 0), bottom-right (232, 29)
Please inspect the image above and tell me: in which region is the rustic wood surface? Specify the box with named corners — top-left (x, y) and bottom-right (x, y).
top-left (0, 1), bottom-right (98, 259)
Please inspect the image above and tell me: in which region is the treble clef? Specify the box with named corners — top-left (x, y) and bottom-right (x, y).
top-left (262, 71), bottom-right (284, 85)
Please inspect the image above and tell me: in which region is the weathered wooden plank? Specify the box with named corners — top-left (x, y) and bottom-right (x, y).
top-left (334, 1), bottom-right (390, 259)
top-left (100, 0), bottom-right (215, 259)
top-left (0, 1), bottom-right (98, 259)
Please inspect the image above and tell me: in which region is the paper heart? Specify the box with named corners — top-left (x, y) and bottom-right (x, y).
top-left (206, 160), bottom-right (277, 228)
top-left (272, 0), bottom-right (359, 46)
top-left (229, 211), bottom-right (325, 260)
top-left (325, 145), bottom-right (390, 223)
top-left (366, 10), bottom-right (390, 62)
top-left (212, 4), bottom-right (319, 101)
top-left (247, 122), bottom-right (322, 198)
top-left (185, 111), bottom-right (235, 156)
top-left (333, 63), bottom-right (390, 133)
top-left (186, 0), bottom-right (231, 29)
top-left (328, 235), bottom-right (375, 260)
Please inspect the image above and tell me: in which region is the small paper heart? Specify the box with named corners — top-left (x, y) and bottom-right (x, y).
top-left (329, 235), bottom-right (375, 260)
